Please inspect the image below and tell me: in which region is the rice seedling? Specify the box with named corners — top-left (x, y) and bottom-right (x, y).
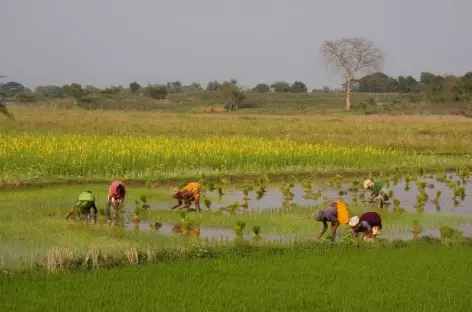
top-left (439, 225), bottom-right (463, 244)
top-left (252, 225), bottom-right (262, 242)
top-left (203, 198), bottom-right (212, 212)
top-left (233, 221), bottom-right (246, 239)
top-left (301, 179), bottom-right (312, 192)
top-left (281, 183), bottom-right (294, 201)
top-left (393, 199), bottom-right (401, 212)
top-left (242, 184), bottom-right (252, 201)
top-left (255, 186), bottom-right (266, 200)
top-left (150, 218), bottom-right (163, 231)
top-left (411, 220), bottom-right (422, 240)
top-left (132, 201), bottom-right (141, 225)
top-left (217, 187), bottom-right (225, 200)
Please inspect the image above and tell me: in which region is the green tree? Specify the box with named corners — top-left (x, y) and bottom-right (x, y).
top-left (357, 72), bottom-right (396, 92)
top-left (35, 85), bottom-right (65, 99)
top-left (129, 82), bottom-right (140, 93)
top-left (221, 81), bottom-right (246, 111)
top-left (166, 81), bottom-right (183, 93)
top-left (253, 83), bottom-right (270, 93)
top-left (206, 81), bottom-right (222, 91)
top-left (67, 83), bottom-right (84, 101)
top-left (15, 91), bottom-right (36, 103)
top-left (144, 84), bottom-right (168, 99)
top-left (397, 76), bottom-right (418, 93)
top-left (83, 85), bottom-right (100, 95)
top-left (270, 81), bottom-right (290, 92)
top-left (186, 82), bottom-right (203, 92)
top-left (0, 81), bottom-right (26, 97)
top-left (289, 81), bottom-right (307, 93)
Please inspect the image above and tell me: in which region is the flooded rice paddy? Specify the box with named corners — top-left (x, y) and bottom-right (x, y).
top-left (125, 173), bottom-right (472, 215)
top-left (117, 172), bottom-right (472, 241)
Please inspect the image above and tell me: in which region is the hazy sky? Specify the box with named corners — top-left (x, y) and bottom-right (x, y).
top-left (1, 0), bottom-right (470, 90)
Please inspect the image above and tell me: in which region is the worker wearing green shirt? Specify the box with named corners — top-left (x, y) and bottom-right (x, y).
top-left (65, 191), bottom-right (98, 223)
top-left (363, 179), bottom-right (390, 209)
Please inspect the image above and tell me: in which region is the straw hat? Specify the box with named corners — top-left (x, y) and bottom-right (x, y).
top-left (363, 179), bottom-right (374, 189)
top-left (349, 216), bottom-right (360, 227)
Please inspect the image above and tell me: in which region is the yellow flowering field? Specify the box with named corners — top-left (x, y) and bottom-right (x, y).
top-left (0, 132), bottom-right (468, 180)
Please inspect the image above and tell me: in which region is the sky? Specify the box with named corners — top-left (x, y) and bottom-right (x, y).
top-left (0, 0), bottom-right (471, 90)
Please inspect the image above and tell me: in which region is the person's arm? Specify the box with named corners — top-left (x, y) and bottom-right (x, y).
top-left (65, 208), bottom-right (75, 220)
top-left (91, 202), bottom-right (98, 214)
top-left (361, 222), bottom-right (372, 238)
top-left (329, 220), bottom-right (340, 238)
top-left (351, 227), bottom-right (358, 238)
top-left (171, 199), bottom-right (182, 210)
top-left (194, 198), bottom-right (201, 212)
top-left (368, 192), bottom-right (378, 202)
top-left (317, 220), bottom-right (328, 238)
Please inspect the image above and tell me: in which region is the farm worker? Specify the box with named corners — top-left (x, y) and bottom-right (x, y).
top-left (312, 199), bottom-right (350, 239)
top-left (364, 179), bottom-right (390, 209)
top-left (171, 182), bottom-right (202, 213)
top-left (65, 190), bottom-right (98, 223)
top-left (108, 181), bottom-right (126, 208)
top-left (349, 211), bottom-right (382, 242)
top-left (107, 181), bottom-right (126, 222)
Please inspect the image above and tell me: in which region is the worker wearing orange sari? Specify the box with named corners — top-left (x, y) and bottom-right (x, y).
top-left (312, 199), bottom-right (350, 239)
top-left (171, 182), bottom-right (202, 212)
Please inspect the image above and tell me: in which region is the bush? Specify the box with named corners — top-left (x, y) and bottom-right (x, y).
top-left (144, 85), bottom-right (168, 100)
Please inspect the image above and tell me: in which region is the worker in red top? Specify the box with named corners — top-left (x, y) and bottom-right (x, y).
top-left (107, 181), bottom-right (126, 223)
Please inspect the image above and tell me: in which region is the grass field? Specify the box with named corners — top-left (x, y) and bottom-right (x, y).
top-left (2, 243), bottom-right (471, 312)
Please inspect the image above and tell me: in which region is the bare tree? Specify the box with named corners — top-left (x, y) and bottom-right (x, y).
top-left (321, 38), bottom-right (384, 111)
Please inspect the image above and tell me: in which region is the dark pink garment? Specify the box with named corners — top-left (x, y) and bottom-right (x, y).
top-left (108, 181), bottom-right (126, 200)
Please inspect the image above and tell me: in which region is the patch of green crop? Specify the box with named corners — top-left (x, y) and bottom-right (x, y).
top-left (2, 243), bottom-right (472, 312)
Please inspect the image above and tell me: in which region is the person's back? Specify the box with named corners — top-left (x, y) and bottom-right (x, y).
top-left (66, 191), bottom-right (97, 222)
top-left (109, 181), bottom-right (126, 201)
top-left (78, 191), bottom-right (95, 202)
top-left (359, 212), bottom-right (382, 229)
top-left (371, 181), bottom-right (384, 194)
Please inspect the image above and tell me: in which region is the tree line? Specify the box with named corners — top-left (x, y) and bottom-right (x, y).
top-left (2, 72), bottom-right (471, 101)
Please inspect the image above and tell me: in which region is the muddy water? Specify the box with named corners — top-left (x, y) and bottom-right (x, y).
top-left (129, 173), bottom-right (471, 215)
top-left (126, 221), bottom-right (472, 242)
top-left (125, 222), bottom-right (298, 243)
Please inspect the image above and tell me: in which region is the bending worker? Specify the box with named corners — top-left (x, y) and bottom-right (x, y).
top-left (364, 178), bottom-right (390, 209)
top-left (108, 180), bottom-right (126, 209)
top-left (312, 199), bottom-right (350, 239)
top-left (349, 211), bottom-right (382, 242)
top-left (65, 190), bottom-right (98, 223)
top-left (171, 182), bottom-right (201, 213)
